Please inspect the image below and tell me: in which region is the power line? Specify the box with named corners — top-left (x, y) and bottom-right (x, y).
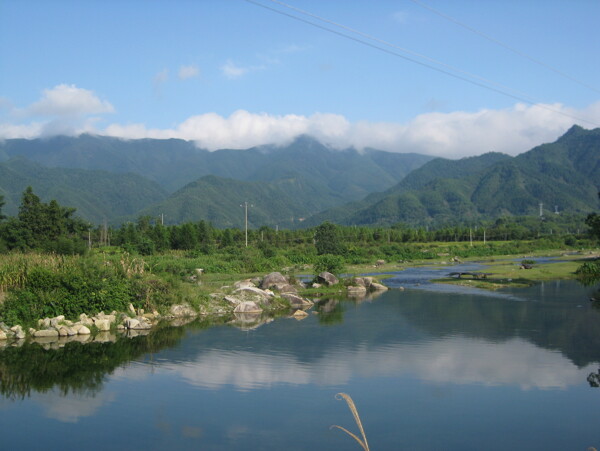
top-left (409, 0), bottom-right (600, 95)
top-left (244, 0), bottom-right (600, 127)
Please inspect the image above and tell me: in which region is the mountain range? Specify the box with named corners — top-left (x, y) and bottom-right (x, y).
top-left (0, 134), bottom-right (431, 227)
top-left (304, 125), bottom-right (600, 226)
top-left (0, 126), bottom-right (598, 228)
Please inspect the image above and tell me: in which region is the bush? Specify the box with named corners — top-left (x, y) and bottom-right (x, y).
top-left (313, 254), bottom-right (345, 275)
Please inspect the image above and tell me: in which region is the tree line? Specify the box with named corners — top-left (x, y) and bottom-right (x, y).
top-left (0, 187), bottom-right (597, 256)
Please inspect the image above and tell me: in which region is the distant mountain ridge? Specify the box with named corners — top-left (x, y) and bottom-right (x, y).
top-left (0, 157), bottom-right (168, 223)
top-left (0, 134), bottom-right (432, 196)
top-left (0, 134), bottom-right (433, 226)
top-left (303, 125), bottom-right (600, 227)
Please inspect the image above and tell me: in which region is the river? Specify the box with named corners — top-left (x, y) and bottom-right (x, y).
top-left (1, 266), bottom-right (599, 450)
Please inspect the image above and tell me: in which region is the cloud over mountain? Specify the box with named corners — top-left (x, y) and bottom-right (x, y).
top-left (2, 84), bottom-right (599, 157)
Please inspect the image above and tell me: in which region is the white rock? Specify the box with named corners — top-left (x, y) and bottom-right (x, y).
top-left (78, 326), bottom-right (91, 335)
top-left (233, 301), bottom-right (262, 314)
top-left (370, 282), bottom-right (388, 291)
top-left (94, 319), bottom-right (111, 331)
top-left (34, 329), bottom-right (59, 338)
top-left (0, 330), bottom-right (6, 340)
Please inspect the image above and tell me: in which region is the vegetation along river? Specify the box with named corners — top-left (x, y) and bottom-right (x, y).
top-left (1, 265), bottom-right (599, 450)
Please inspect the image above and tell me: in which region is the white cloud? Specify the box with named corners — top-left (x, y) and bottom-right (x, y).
top-left (2, 85), bottom-right (600, 158)
top-left (27, 84), bottom-right (114, 116)
top-left (178, 64), bottom-right (199, 80)
top-left (221, 59), bottom-right (249, 79)
top-left (99, 102), bottom-right (600, 156)
top-left (220, 59), bottom-right (266, 80)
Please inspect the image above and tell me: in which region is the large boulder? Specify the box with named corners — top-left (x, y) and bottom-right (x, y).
top-left (33, 329), bottom-right (59, 338)
top-left (94, 318), bottom-right (111, 331)
top-left (281, 293), bottom-right (313, 309)
top-left (260, 272), bottom-right (288, 289)
top-left (317, 272), bottom-right (339, 286)
top-left (170, 304), bottom-right (198, 318)
top-left (370, 282), bottom-right (388, 291)
top-left (233, 301), bottom-right (262, 314)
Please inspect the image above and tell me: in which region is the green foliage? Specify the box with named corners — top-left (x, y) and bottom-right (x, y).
top-left (314, 221), bottom-right (345, 255)
top-left (307, 126), bottom-right (600, 227)
top-left (313, 254), bottom-right (345, 275)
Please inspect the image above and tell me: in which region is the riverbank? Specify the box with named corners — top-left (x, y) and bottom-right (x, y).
top-left (431, 251), bottom-right (600, 290)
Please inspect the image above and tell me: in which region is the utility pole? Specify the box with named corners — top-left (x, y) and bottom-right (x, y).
top-left (240, 202), bottom-right (253, 247)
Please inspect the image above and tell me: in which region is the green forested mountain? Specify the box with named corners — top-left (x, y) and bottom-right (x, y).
top-left (135, 175), bottom-right (314, 228)
top-left (304, 125), bottom-right (600, 227)
top-left (0, 157), bottom-right (168, 224)
top-left (0, 134), bottom-right (432, 199)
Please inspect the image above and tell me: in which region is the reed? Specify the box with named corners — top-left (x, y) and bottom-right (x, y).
top-left (331, 392), bottom-right (370, 451)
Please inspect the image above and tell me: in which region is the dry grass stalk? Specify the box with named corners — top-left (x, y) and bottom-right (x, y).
top-left (331, 392), bottom-right (370, 451)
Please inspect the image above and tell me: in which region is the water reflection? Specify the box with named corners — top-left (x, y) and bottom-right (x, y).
top-left (1, 279), bottom-right (599, 399)
top-left (151, 336), bottom-right (595, 391)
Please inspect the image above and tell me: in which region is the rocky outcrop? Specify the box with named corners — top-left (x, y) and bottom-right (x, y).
top-left (260, 272), bottom-right (288, 289)
top-left (233, 301), bottom-right (262, 313)
top-left (317, 272), bottom-right (339, 286)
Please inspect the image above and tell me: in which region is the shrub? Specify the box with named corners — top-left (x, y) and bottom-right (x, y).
top-left (313, 254), bottom-right (345, 275)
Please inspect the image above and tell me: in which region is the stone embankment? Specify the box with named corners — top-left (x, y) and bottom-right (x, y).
top-left (0, 271), bottom-right (389, 346)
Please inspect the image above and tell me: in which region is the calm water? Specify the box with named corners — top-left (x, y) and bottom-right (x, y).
top-left (1, 272), bottom-right (599, 450)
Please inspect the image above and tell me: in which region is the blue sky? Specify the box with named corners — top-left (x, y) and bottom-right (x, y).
top-left (1, 0), bottom-right (599, 157)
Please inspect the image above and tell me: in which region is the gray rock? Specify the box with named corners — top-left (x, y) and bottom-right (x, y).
top-left (170, 304), bottom-right (197, 318)
top-left (94, 319), bottom-right (111, 331)
top-left (260, 272), bottom-right (288, 289)
top-left (233, 286), bottom-right (274, 300)
top-left (233, 301), bottom-right (262, 314)
top-left (234, 279), bottom-right (255, 289)
top-left (370, 282), bottom-right (388, 291)
top-left (224, 295), bottom-right (242, 306)
top-left (78, 326), bottom-right (91, 335)
top-left (10, 325), bottom-right (25, 339)
top-left (317, 272), bottom-right (339, 286)
top-left (277, 284), bottom-right (298, 294)
top-left (34, 329), bottom-right (59, 338)
top-left (281, 293), bottom-right (313, 308)
top-left (362, 277), bottom-right (374, 288)
top-left (353, 277), bottom-right (366, 287)
top-left (0, 330), bottom-right (6, 340)
top-left (124, 318), bottom-right (140, 329)
top-left (50, 315), bottom-right (65, 328)
top-left (58, 327), bottom-right (69, 337)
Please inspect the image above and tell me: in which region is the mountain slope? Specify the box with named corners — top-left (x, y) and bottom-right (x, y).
top-left (0, 135), bottom-right (433, 200)
top-left (135, 175), bottom-right (316, 228)
top-left (305, 125), bottom-right (600, 226)
top-left (0, 157), bottom-right (168, 223)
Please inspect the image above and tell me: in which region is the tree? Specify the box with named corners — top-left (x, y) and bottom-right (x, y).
top-left (314, 221), bottom-right (345, 255)
top-left (586, 192), bottom-right (600, 241)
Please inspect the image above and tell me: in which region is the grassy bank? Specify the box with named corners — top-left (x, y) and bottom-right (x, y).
top-left (0, 241), bottom-right (597, 327)
top-left (433, 253), bottom-right (598, 290)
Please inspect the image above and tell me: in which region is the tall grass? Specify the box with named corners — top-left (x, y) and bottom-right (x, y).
top-left (331, 393), bottom-right (370, 451)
